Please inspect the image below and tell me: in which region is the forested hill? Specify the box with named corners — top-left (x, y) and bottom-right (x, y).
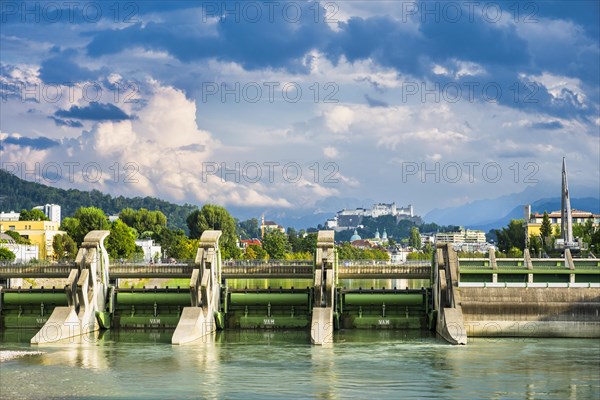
top-left (0, 170), bottom-right (197, 232)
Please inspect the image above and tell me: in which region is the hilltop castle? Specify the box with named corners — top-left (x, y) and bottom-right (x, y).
top-left (325, 202), bottom-right (415, 231)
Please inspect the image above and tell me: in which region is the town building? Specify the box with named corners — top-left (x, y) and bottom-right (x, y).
top-left (33, 204), bottom-right (61, 224)
top-left (326, 202), bottom-right (415, 231)
top-left (0, 233), bottom-right (39, 262)
top-left (239, 239), bottom-right (262, 249)
top-left (260, 216), bottom-right (285, 238)
top-left (0, 220), bottom-right (65, 259)
top-left (350, 239), bottom-right (375, 250)
top-left (0, 211), bottom-right (20, 222)
top-left (526, 208), bottom-right (600, 238)
top-left (135, 239), bottom-right (162, 263)
top-left (350, 230), bottom-right (361, 242)
top-left (389, 246), bottom-right (410, 263)
top-left (452, 242), bottom-right (495, 254)
top-left (435, 229), bottom-right (486, 245)
top-left (420, 233), bottom-right (436, 246)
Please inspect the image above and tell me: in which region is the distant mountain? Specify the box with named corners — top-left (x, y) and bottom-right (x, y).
top-left (226, 196), bottom-right (385, 230)
top-left (470, 197), bottom-right (600, 232)
top-left (423, 185), bottom-right (555, 227)
top-left (423, 180), bottom-right (599, 233)
top-left (0, 170), bottom-right (197, 232)
top-left (226, 205), bottom-right (333, 230)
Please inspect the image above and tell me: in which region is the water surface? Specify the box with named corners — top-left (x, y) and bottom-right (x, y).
top-left (1, 330), bottom-right (599, 399)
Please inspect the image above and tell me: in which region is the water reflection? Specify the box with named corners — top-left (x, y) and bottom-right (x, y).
top-left (311, 345), bottom-right (336, 399)
top-left (1, 329), bottom-right (598, 399)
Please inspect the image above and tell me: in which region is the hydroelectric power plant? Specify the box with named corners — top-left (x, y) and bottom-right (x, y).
top-left (1, 230), bottom-right (598, 346)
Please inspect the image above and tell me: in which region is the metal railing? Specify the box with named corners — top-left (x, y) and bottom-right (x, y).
top-left (223, 260), bottom-right (313, 267)
top-left (221, 260), bottom-right (314, 279)
top-left (0, 264), bottom-right (76, 278)
top-left (338, 261), bottom-right (431, 279)
top-left (109, 264), bottom-right (195, 278)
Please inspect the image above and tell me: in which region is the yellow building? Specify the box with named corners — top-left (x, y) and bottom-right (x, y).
top-left (526, 210), bottom-right (600, 237)
top-left (260, 216), bottom-right (285, 238)
top-left (0, 220), bottom-right (65, 260)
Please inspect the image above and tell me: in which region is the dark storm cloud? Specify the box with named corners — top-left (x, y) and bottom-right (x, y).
top-left (2, 136), bottom-right (60, 150)
top-left (49, 116), bottom-right (84, 128)
top-left (55, 102), bottom-right (132, 121)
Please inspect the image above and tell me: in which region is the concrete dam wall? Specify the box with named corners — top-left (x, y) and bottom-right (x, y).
top-left (459, 287), bottom-right (600, 338)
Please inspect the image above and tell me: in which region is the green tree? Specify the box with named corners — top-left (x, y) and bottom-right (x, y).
top-left (52, 234), bottom-right (78, 260)
top-left (186, 205), bottom-right (240, 259)
top-left (19, 208), bottom-right (48, 221)
top-left (119, 208), bottom-right (167, 235)
top-left (106, 219), bottom-right (137, 259)
top-left (528, 235), bottom-right (542, 257)
top-left (244, 244), bottom-right (269, 260)
top-left (363, 248), bottom-right (390, 260)
top-left (540, 211), bottom-right (552, 248)
top-left (262, 231), bottom-right (291, 259)
top-left (287, 227), bottom-right (300, 252)
top-left (573, 219), bottom-right (595, 246)
top-left (292, 232), bottom-right (318, 254)
top-left (67, 207), bottom-right (110, 245)
top-left (407, 251), bottom-right (432, 261)
top-left (590, 227), bottom-right (600, 254)
top-left (409, 227), bottom-right (421, 250)
top-left (337, 242), bottom-right (358, 260)
top-left (336, 242), bottom-right (389, 260)
top-left (169, 236), bottom-right (199, 260)
top-left (238, 218), bottom-right (260, 239)
top-left (3, 230), bottom-right (30, 244)
top-left (422, 242), bottom-right (434, 255)
top-left (507, 246), bottom-right (524, 258)
top-left (155, 228), bottom-right (197, 260)
top-left (0, 247), bottom-right (16, 261)
top-left (495, 219), bottom-right (526, 252)
top-left (60, 217), bottom-right (80, 240)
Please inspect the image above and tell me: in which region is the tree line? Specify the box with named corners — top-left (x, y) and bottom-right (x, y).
top-left (493, 213), bottom-right (600, 258)
top-left (0, 169), bottom-right (196, 233)
top-left (2, 203), bottom-right (393, 262)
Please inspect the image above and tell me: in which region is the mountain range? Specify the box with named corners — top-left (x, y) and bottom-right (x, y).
top-left (1, 169), bottom-right (598, 233)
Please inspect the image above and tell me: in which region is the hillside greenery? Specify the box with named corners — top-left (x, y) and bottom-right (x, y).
top-left (0, 169), bottom-right (197, 233)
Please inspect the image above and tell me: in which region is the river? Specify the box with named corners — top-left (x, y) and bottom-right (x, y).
top-left (1, 329), bottom-right (599, 399)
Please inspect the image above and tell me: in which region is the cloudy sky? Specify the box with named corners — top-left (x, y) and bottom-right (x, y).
top-left (1, 1), bottom-right (598, 219)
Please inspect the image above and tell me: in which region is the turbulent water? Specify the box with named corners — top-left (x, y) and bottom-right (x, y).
top-left (1, 330), bottom-right (599, 399)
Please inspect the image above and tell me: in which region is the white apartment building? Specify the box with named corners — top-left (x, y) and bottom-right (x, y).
top-left (33, 204), bottom-right (61, 224)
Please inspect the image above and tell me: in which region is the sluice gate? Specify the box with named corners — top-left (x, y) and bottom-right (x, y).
top-left (339, 288), bottom-right (429, 330)
top-left (2, 230), bottom-right (598, 346)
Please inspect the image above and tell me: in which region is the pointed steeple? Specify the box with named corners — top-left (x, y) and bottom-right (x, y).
top-left (561, 157), bottom-right (573, 244)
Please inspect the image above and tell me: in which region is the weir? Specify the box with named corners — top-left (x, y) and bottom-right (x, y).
top-left (311, 231), bottom-right (336, 345)
top-left (0, 230), bottom-right (112, 344)
top-left (1, 230), bottom-right (598, 346)
top-left (172, 230), bottom-right (222, 345)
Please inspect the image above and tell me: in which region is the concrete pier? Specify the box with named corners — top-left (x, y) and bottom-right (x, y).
top-left (434, 244), bottom-right (467, 345)
top-left (172, 231), bottom-right (222, 345)
top-left (311, 231), bottom-right (336, 345)
top-left (32, 231), bottom-right (110, 344)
